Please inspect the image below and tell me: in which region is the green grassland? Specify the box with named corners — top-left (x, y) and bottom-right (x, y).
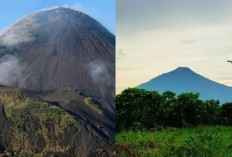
top-left (116, 126), bottom-right (232, 157)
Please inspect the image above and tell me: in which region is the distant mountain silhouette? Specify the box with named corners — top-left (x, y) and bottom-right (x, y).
top-left (138, 67), bottom-right (232, 104)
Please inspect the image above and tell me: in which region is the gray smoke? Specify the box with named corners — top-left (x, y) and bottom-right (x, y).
top-left (0, 14), bottom-right (39, 46)
top-left (88, 59), bottom-right (111, 84)
top-left (0, 55), bottom-right (23, 86)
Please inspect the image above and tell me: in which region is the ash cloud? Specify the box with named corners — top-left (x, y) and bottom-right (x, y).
top-left (0, 55), bottom-right (23, 86)
top-left (88, 59), bottom-right (111, 84)
top-left (0, 15), bottom-right (39, 46)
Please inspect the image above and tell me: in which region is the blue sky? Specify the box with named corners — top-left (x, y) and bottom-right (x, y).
top-left (0, 0), bottom-right (115, 34)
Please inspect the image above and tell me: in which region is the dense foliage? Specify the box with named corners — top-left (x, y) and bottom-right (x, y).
top-left (116, 88), bottom-right (232, 131)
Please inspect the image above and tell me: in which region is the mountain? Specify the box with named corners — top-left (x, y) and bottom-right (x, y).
top-left (0, 7), bottom-right (115, 156)
top-left (138, 67), bottom-right (232, 104)
top-left (0, 7), bottom-right (115, 112)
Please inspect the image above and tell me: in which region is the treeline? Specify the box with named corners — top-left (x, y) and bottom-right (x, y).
top-left (116, 88), bottom-right (232, 132)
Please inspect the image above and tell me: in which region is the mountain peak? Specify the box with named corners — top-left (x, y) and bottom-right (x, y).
top-left (176, 66), bottom-right (190, 70)
top-left (174, 67), bottom-right (193, 72)
top-left (168, 67), bottom-right (197, 76)
top-left (35, 6), bottom-right (93, 22)
top-left (39, 7), bottom-right (83, 15)
top-left (0, 7), bottom-right (102, 47)
top-left (52, 7), bottom-right (73, 10)
top-left (138, 67), bottom-right (232, 104)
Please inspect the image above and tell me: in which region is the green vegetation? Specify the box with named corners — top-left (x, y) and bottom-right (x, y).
top-left (116, 88), bottom-right (232, 156)
top-left (117, 88), bottom-right (231, 131)
top-left (84, 97), bottom-right (104, 115)
top-left (83, 97), bottom-right (114, 120)
top-left (116, 126), bottom-right (232, 157)
top-left (0, 88), bottom-right (79, 156)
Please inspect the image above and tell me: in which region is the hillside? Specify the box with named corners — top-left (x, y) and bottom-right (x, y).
top-left (43, 87), bottom-right (115, 140)
top-left (0, 87), bottom-right (114, 156)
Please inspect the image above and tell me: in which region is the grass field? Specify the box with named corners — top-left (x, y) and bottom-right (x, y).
top-left (116, 126), bottom-right (232, 157)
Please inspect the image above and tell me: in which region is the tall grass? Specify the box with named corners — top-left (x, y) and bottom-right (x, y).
top-left (116, 126), bottom-right (232, 157)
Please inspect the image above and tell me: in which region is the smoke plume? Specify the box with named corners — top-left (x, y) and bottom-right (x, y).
top-left (0, 15), bottom-right (39, 46)
top-left (0, 55), bottom-right (23, 86)
top-left (88, 59), bottom-right (111, 84)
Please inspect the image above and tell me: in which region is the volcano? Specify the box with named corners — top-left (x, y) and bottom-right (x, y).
top-left (138, 67), bottom-right (232, 104)
top-left (0, 7), bottom-right (115, 112)
top-left (0, 7), bottom-right (115, 156)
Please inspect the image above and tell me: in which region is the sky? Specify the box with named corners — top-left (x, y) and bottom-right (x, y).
top-left (0, 0), bottom-right (115, 34)
top-left (116, 0), bottom-right (232, 93)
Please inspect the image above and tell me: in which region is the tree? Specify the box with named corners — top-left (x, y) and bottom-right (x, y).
top-left (176, 92), bottom-right (203, 127)
top-left (201, 100), bottom-right (221, 125)
top-left (220, 103), bottom-right (232, 125)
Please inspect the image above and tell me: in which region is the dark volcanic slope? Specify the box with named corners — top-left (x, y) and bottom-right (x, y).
top-left (138, 67), bottom-right (232, 104)
top-left (0, 7), bottom-right (115, 112)
top-left (43, 87), bottom-right (115, 140)
top-left (0, 87), bottom-right (114, 157)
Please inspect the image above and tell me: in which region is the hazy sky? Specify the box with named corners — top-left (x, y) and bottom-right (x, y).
top-left (0, 0), bottom-right (115, 34)
top-left (116, 0), bottom-right (232, 93)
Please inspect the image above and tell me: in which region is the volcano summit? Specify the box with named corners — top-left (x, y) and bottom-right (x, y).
top-left (0, 7), bottom-right (115, 156)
